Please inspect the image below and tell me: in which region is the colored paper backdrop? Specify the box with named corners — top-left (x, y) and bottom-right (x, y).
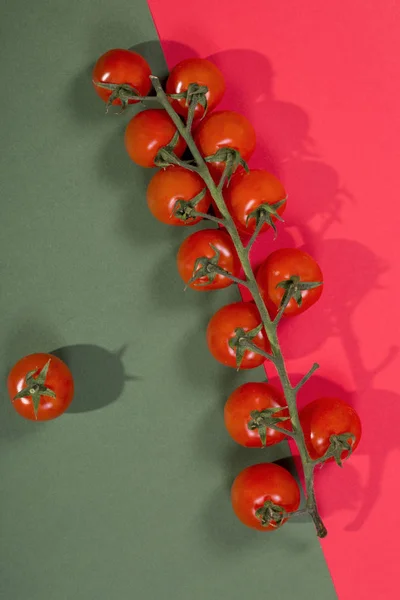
top-left (1, 1), bottom-right (336, 599)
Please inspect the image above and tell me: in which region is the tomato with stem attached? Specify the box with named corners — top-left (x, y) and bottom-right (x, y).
top-left (226, 169), bottom-right (287, 236)
top-left (125, 109), bottom-right (186, 168)
top-left (206, 302), bottom-right (270, 369)
top-left (194, 110), bottom-right (256, 179)
top-left (256, 248), bottom-right (323, 318)
top-left (224, 382), bottom-right (291, 447)
top-left (7, 353), bottom-right (74, 421)
top-left (177, 228), bottom-right (241, 290)
top-left (300, 398), bottom-right (362, 464)
top-left (92, 48), bottom-right (151, 105)
top-left (146, 166), bottom-right (211, 225)
top-left (166, 58), bottom-right (225, 120)
top-left (231, 463), bottom-right (301, 531)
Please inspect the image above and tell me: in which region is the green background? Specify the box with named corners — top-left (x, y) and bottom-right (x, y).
top-left (0, 1), bottom-right (337, 598)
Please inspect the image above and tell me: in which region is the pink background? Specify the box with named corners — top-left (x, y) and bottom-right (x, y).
top-left (148, 0), bottom-right (400, 597)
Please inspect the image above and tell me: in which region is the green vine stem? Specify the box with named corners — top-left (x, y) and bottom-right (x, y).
top-left (149, 75), bottom-right (327, 538)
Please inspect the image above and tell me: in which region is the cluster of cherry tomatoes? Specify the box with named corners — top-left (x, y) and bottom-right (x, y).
top-left (5, 48), bottom-right (361, 535)
top-left (92, 48), bottom-right (362, 531)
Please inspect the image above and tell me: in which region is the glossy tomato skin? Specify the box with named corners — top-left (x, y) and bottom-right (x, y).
top-left (146, 166), bottom-right (211, 225)
top-left (224, 382), bottom-right (290, 447)
top-left (206, 302), bottom-right (270, 369)
top-left (125, 109), bottom-right (186, 168)
top-left (92, 49), bottom-right (151, 105)
top-left (226, 170), bottom-right (287, 235)
top-left (166, 58), bottom-right (225, 119)
top-left (177, 229), bottom-right (241, 290)
top-left (256, 248), bottom-right (323, 318)
top-left (231, 463), bottom-right (301, 531)
top-left (300, 398), bottom-right (362, 461)
top-left (194, 111), bottom-right (256, 178)
top-left (8, 353), bottom-right (74, 421)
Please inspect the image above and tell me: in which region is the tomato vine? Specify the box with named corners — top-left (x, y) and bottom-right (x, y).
top-left (93, 49), bottom-right (362, 538)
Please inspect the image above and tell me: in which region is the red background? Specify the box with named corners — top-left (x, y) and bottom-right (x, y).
top-left (148, 0), bottom-right (400, 597)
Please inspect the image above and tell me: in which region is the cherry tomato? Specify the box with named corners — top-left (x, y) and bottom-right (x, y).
top-left (224, 382), bottom-right (290, 447)
top-left (231, 463), bottom-right (301, 531)
top-left (300, 398), bottom-right (362, 462)
top-left (256, 248), bottom-right (323, 318)
top-left (146, 166), bottom-right (211, 225)
top-left (7, 353), bottom-right (74, 421)
top-left (166, 58), bottom-right (225, 119)
top-left (226, 169), bottom-right (287, 235)
top-left (125, 109), bottom-right (186, 168)
top-left (92, 48), bottom-right (151, 105)
top-left (177, 229), bottom-right (240, 290)
top-left (206, 302), bottom-right (270, 369)
top-left (194, 111), bottom-right (256, 178)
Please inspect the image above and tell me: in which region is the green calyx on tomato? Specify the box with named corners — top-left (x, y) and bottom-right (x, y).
top-left (276, 275), bottom-right (323, 309)
top-left (255, 499), bottom-right (288, 529)
top-left (173, 188), bottom-right (208, 223)
top-left (322, 432), bottom-right (357, 467)
top-left (228, 323), bottom-right (265, 370)
top-left (205, 147), bottom-right (249, 185)
top-left (169, 82), bottom-right (209, 119)
top-left (94, 81), bottom-right (143, 112)
top-left (12, 359), bottom-right (55, 419)
top-left (246, 197), bottom-right (287, 237)
top-left (186, 243), bottom-right (224, 287)
top-left (247, 407), bottom-right (290, 447)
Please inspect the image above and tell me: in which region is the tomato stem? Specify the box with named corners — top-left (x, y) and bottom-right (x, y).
top-left (150, 75), bottom-right (328, 538)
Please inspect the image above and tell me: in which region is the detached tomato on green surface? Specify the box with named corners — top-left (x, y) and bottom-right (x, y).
top-left (177, 229), bottom-right (241, 290)
top-left (146, 166), bottom-right (211, 225)
top-left (125, 109), bottom-right (186, 167)
top-left (92, 48), bottom-right (151, 105)
top-left (256, 248), bottom-right (323, 318)
top-left (300, 398), bottom-right (362, 464)
top-left (231, 463), bottom-right (301, 531)
top-left (226, 169), bottom-right (287, 236)
top-left (166, 58), bottom-right (225, 119)
top-left (224, 382), bottom-right (290, 447)
top-left (206, 302), bottom-right (270, 369)
top-left (8, 353), bottom-right (74, 421)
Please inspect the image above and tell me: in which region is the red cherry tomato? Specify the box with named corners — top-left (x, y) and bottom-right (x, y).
top-left (194, 111), bottom-right (256, 178)
top-left (206, 302), bottom-right (270, 369)
top-left (300, 398), bottom-right (362, 462)
top-left (125, 109), bottom-right (186, 168)
top-left (146, 166), bottom-right (211, 226)
top-left (92, 48), bottom-right (151, 105)
top-left (177, 228), bottom-right (240, 290)
top-left (256, 248), bottom-right (323, 318)
top-left (226, 169), bottom-right (287, 235)
top-left (166, 58), bottom-right (225, 119)
top-left (231, 463), bottom-right (301, 531)
top-left (7, 353), bottom-right (74, 421)
top-left (224, 382), bottom-right (290, 447)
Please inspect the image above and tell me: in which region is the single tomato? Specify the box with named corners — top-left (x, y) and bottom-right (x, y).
top-left (194, 110), bottom-right (256, 179)
top-left (125, 109), bottom-right (186, 168)
top-left (8, 353), bottom-right (74, 421)
top-left (92, 48), bottom-right (151, 105)
top-left (226, 169), bottom-right (287, 235)
top-left (300, 398), bottom-right (362, 463)
top-left (166, 58), bottom-right (225, 119)
top-left (206, 302), bottom-right (270, 369)
top-left (256, 248), bottom-right (323, 318)
top-left (224, 382), bottom-right (290, 447)
top-left (231, 463), bottom-right (301, 531)
top-left (177, 228), bottom-right (240, 290)
top-left (146, 166), bottom-right (211, 225)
